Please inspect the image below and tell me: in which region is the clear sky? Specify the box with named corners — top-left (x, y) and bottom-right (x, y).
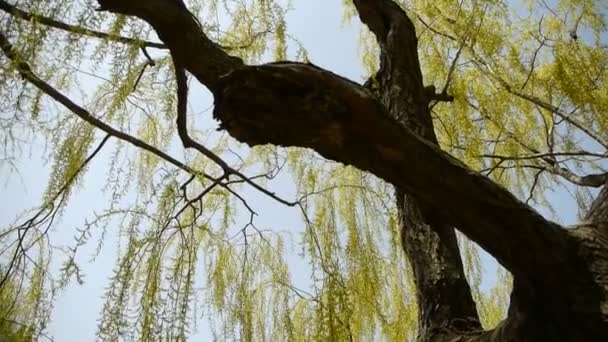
top-left (0, 0), bottom-right (587, 340)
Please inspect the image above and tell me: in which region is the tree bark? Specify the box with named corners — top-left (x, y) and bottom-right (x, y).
top-left (352, 1), bottom-right (481, 339)
top-left (40, 0), bottom-right (608, 339)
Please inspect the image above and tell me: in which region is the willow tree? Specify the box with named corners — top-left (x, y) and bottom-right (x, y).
top-left (1, 0), bottom-right (607, 340)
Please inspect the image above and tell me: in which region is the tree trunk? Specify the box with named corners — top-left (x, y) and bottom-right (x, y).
top-left (353, 1), bottom-right (481, 339)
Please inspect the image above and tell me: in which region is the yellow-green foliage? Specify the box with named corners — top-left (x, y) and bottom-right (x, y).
top-left (0, 243), bottom-right (51, 342)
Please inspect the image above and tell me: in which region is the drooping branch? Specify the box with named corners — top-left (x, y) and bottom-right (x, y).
top-left (457, 39), bottom-right (608, 150)
top-left (412, 9), bottom-right (608, 152)
top-left (174, 66), bottom-right (232, 171)
top-left (481, 152), bottom-right (608, 188)
top-left (0, 30), bottom-right (209, 181)
top-left (0, 29), bottom-right (296, 214)
top-left (501, 84), bottom-right (608, 150)
top-left (0, 0), bottom-right (166, 49)
top-left (0, 0), bottom-right (266, 53)
top-left (173, 62), bottom-right (297, 207)
top-left (469, 100), bottom-right (608, 188)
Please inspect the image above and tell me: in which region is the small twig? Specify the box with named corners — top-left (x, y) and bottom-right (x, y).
top-left (132, 47), bottom-right (157, 91)
top-left (521, 20), bottom-right (546, 90)
top-left (179, 175), bottom-right (196, 200)
top-left (0, 30), bottom-right (216, 182)
top-left (526, 170), bottom-right (544, 204)
top-left (173, 61), bottom-right (297, 207)
top-left (140, 46), bottom-right (155, 66)
top-left (480, 151), bottom-right (608, 161)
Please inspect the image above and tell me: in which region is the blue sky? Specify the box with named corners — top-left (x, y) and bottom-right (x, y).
top-left (0, 0), bottom-right (589, 340)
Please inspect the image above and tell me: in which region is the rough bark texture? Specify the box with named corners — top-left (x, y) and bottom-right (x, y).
top-left (74, 0), bottom-right (608, 340)
top-left (352, 1), bottom-right (481, 339)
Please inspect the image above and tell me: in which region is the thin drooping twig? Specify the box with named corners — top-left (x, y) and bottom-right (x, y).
top-left (526, 169), bottom-right (544, 204)
top-left (501, 84), bottom-right (608, 150)
top-left (132, 47), bottom-right (156, 91)
top-left (0, 0), bottom-right (268, 53)
top-left (415, 11), bottom-right (608, 150)
top-left (521, 17), bottom-right (547, 90)
top-left (174, 66), bottom-right (233, 170)
top-left (0, 30), bottom-right (210, 181)
top-left (173, 62), bottom-right (297, 207)
top-left (0, 134), bottom-right (111, 291)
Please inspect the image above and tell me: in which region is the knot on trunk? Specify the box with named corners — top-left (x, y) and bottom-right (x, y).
top-left (212, 62), bottom-right (385, 152)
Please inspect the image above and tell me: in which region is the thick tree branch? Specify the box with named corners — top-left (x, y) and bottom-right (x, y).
top-left (96, 0), bottom-right (243, 89)
top-left (585, 184), bottom-right (608, 226)
top-left (564, 184), bottom-right (608, 336)
top-left (1, 0), bottom-right (605, 338)
top-left (210, 59), bottom-right (608, 340)
top-left (88, 1), bottom-right (608, 338)
top-left (212, 62), bottom-right (576, 278)
top-left (0, 0), bottom-right (166, 49)
top-left (227, 54), bottom-right (606, 342)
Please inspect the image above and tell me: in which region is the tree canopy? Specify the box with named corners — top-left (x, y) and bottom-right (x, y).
top-left (0, 0), bottom-right (607, 341)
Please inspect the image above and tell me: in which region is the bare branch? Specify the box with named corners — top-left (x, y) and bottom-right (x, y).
top-left (174, 64), bottom-right (297, 207)
top-left (521, 18), bottom-right (546, 90)
top-left (501, 84), bottom-right (608, 150)
top-left (0, 0), bottom-right (166, 49)
top-left (0, 29), bottom-right (211, 181)
top-left (481, 151), bottom-right (608, 161)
